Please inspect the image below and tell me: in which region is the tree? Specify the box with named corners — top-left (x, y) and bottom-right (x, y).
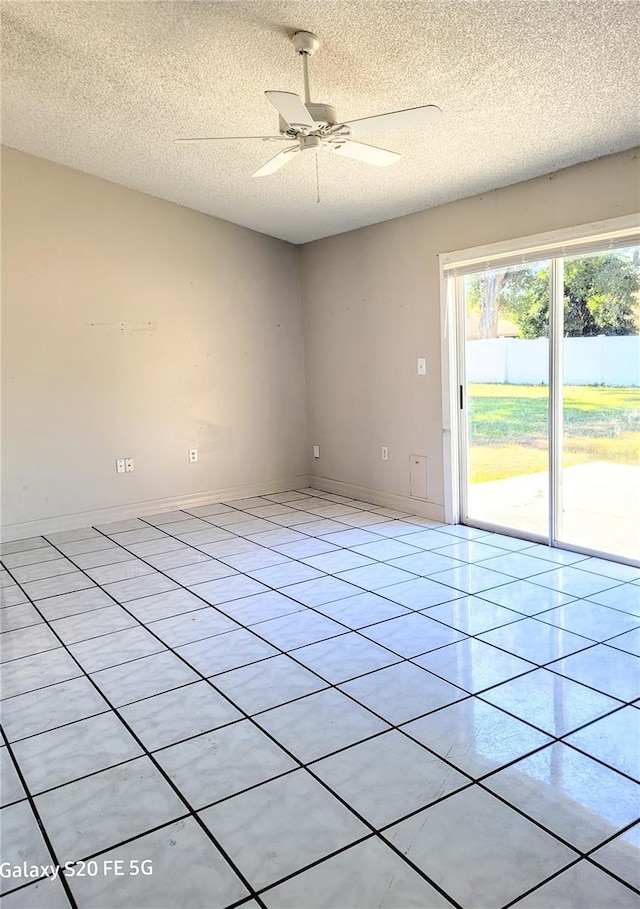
top-left (470, 250), bottom-right (639, 339)
top-left (477, 270), bottom-right (508, 338)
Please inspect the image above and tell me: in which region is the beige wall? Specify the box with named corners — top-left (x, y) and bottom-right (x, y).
top-left (3, 146), bottom-right (639, 534)
top-left (1, 148), bottom-right (308, 531)
top-left (300, 149), bottom-right (640, 515)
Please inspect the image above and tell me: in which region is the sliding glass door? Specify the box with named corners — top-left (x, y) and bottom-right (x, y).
top-left (457, 243), bottom-right (640, 563)
top-left (463, 260), bottom-right (551, 539)
top-left (556, 248), bottom-right (640, 561)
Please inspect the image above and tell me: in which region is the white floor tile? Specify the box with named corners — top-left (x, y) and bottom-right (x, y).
top-left (0, 747), bottom-right (26, 807)
top-left (511, 860), bottom-right (640, 908)
top-left (378, 577), bottom-right (465, 609)
top-left (341, 661), bottom-right (466, 725)
top-left (0, 878), bottom-right (71, 907)
top-left (313, 591), bottom-right (411, 628)
top-left (535, 600), bottom-right (640, 642)
top-left (12, 711), bottom-right (142, 793)
top-left (479, 617), bottom-right (593, 664)
top-left (361, 612), bottom-right (465, 658)
top-left (0, 648), bottom-right (82, 699)
top-left (591, 822), bottom-right (640, 891)
top-left (1, 676), bottom-right (109, 741)
top-left (251, 610), bottom-right (346, 650)
top-left (484, 742), bottom-right (640, 851)
top-left (254, 688), bottom-right (389, 763)
top-left (3, 491), bottom-right (637, 909)
top-left (403, 697), bottom-right (551, 777)
top-left (68, 817), bottom-right (248, 909)
top-left (262, 837), bottom-right (453, 908)
top-left (213, 654), bottom-right (328, 714)
top-left (177, 628), bottom-right (278, 676)
top-left (313, 729), bottom-right (468, 827)
top-left (200, 769), bottom-right (367, 889)
top-left (292, 632), bottom-right (401, 683)
top-left (0, 802), bottom-right (55, 894)
top-left (383, 786), bottom-right (577, 908)
top-left (91, 651), bottom-right (199, 706)
top-left (565, 707), bottom-right (640, 782)
top-left (68, 625), bottom-right (167, 672)
top-left (414, 637), bottom-right (534, 693)
top-left (155, 720), bottom-right (296, 808)
top-left (35, 757), bottom-right (185, 862)
top-left (479, 579), bottom-right (575, 615)
top-left (120, 680), bottom-right (242, 750)
top-left (423, 595), bottom-right (524, 635)
top-left (531, 567), bottom-right (623, 599)
top-left (587, 583), bottom-right (640, 616)
top-left (481, 668), bottom-right (622, 736)
top-left (547, 644), bottom-right (640, 702)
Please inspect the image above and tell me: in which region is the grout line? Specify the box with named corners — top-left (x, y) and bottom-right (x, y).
top-left (35, 536), bottom-right (466, 908)
top-left (6, 535), bottom-right (465, 908)
top-left (5, 513), bottom-right (638, 776)
top-left (0, 564), bottom-right (269, 909)
top-left (0, 728), bottom-right (80, 908)
top-left (499, 856), bottom-right (585, 908)
top-left (2, 495), bottom-right (639, 908)
top-left (582, 854), bottom-right (640, 897)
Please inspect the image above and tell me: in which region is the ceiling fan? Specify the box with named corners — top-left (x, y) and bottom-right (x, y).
top-left (175, 31), bottom-right (442, 177)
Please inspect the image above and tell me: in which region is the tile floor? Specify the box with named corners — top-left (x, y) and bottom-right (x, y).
top-left (1, 488), bottom-right (639, 909)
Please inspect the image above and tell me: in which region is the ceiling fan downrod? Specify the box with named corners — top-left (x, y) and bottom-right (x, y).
top-left (292, 31), bottom-right (320, 105)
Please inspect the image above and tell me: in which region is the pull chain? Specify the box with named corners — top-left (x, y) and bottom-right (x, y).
top-left (315, 152), bottom-right (320, 204)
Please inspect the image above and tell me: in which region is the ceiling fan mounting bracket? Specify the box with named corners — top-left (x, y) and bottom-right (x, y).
top-left (292, 31), bottom-right (320, 57)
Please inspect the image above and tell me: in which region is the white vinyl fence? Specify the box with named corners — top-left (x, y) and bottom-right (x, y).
top-left (467, 335), bottom-right (640, 386)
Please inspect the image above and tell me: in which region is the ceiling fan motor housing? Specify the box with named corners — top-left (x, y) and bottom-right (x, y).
top-left (278, 103), bottom-right (338, 136)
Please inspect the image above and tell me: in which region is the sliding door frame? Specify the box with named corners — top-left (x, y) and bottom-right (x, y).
top-left (439, 213), bottom-right (640, 564)
top-left (549, 257), bottom-right (564, 547)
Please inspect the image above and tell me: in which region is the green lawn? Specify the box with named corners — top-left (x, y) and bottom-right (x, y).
top-left (469, 384), bottom-right (640, 483)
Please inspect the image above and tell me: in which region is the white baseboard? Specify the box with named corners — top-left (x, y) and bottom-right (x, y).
top-left (1, 475), bottom-right (310, 541)
top-left (309, 475), bottom-right (447, 523)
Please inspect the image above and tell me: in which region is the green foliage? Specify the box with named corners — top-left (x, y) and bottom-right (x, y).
top-left (468, 250), bottom-right (639, 338)
top-left (468, 384), bottom-right (640, 483)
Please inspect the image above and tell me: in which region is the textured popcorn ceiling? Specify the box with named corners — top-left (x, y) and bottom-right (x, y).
top-left (2, 1), bottom-right (639, 243)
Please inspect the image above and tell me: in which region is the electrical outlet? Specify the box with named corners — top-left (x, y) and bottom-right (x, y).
top-left (116, 459), bottom-right (126, 474)
top-left (313, 445), bottom-right (320, 458)
top-left (188, 449), bottom-right (198, 463)
top-left (124, 458), bottom-right (134, 472)
top-left (381, 446), bottom-right (389, 461)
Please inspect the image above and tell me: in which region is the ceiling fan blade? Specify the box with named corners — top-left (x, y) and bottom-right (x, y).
top-left (175, 136), bottom-right (288, 143)
top-left (265, 91), bottom-right (315, 128)
top-left (343, 104), bottom-right (442, 136)
top-left (326, 140), bottom-right (400, 167)
top-left (251, 145), bottom-right (300, 178)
